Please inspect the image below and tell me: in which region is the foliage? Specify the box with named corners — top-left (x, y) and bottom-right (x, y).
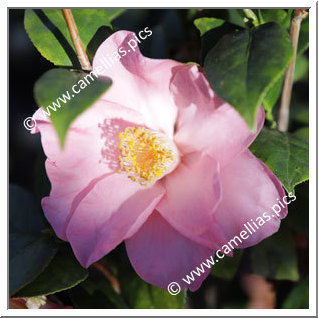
top-left (34, 69), bottom-right (111, 147)
top-left (250, 127), bottom-right (309, 193)
top-left (203, 22), bottom-right (293, 130)
top-left (9, 8), bottom-right (309, 309)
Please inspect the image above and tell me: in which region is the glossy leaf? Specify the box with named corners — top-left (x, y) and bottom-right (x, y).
top-left (258, 9), bottom-right (288, 25)
top-left (194, 17), bottom-right (225, 36)
top-left (225, 9), bottom-right (246, 28)
top-left (199, 21), bottom-right (239, 63)
top-left (9, 185), bottom-right (58, 296)
top-left (262, 75), bottom-right (284, 120)
top-left (15, 245), bottom-right (88, 297)
top-left (204, 22), bottom-right (293, 130)
top-left (34, 68), bottom-right (111, 147)
top-left (262, 53), bottom-right (308, 121)
top-left (250, 127), bottom-right (309, 193)
top-left (24, 9), bottom-right (118, 67)
top-left (262, 54), bottom-right (308, 124)
top-left (250, 225), bottom-right (299, 281)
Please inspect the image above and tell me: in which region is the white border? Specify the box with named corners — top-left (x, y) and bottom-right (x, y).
top-left (3, 1), bottom-right (317, 316)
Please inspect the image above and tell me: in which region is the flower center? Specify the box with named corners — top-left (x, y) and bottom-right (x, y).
top-left (117, 127), bottom-right (179, 186)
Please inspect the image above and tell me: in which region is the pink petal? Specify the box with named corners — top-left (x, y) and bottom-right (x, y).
top-left (33, 100), bottom-right (144, 240)
top-left (156, 152), bottom-right (224, 249)
top-left (92, 30), bottom-right (181, 137)
top-left (170, 65), bottom-right (265, 165)
top-left (42, 169), bottom-right (112, 241)
top-left (212, 150), bottom-right (287, 249)
top-left (126, 211), bottom-right (214, 291)
top-left (66, 174), bottom-right (165, 267)
top-left (176, 103), bottom-right (264, 166)
top-left (170, 64), bottom-right (222, 112)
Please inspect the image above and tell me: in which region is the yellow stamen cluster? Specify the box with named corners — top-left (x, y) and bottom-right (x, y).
top-left (117, 127), bottom-right (177, 186)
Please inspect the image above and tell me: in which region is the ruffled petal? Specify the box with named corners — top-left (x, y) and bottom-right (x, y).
top-left (33, 100), bottom-right (144, 240)
top-left (169, 64), bottom-right (221, 112)
top-left (126, 211), bottom-right (214, 291)
top-left (212, 150), bottom-right (287, 249)
top-left (66, 174), bottom-right (165, 267)
top-left (170, 65), bottom-right (265, 165)
top-left (92, 30), bottom-right (181, 136)
top-left (157, 152), bottom-right (224, 249)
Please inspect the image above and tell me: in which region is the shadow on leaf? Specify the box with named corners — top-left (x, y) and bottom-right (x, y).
top-left (33, 9), bottom-right (81, 69)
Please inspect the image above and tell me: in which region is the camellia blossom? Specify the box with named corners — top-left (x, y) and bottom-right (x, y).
top-left (32, 30), bottom-right (287, 292)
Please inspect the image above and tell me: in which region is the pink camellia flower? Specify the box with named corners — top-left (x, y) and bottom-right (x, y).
top-left (32, 30), bottom-right (287, 292)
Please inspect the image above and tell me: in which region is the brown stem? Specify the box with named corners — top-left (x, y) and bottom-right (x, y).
top-left (278, 9), bottom-right (308, 132)
top-left (62, 9), bottom-right (92, 71)
top-left (91, 262), bottom-right (121, 294)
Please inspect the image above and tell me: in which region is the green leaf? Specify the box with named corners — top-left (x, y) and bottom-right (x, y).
top-left (10, 238), bottom-right (58, 297)
top-left (200, 21), bottom-right (239, 63)
top-left (9, 185), bottom-right (58, 296)
top-left (15, 245), bottom-right (88, 297)
top-left (282, 9), bottom-right (293, 29)
top-left (258, 9), bottom-right (288, 25)
top-left (24, 9), bottom-right (116, 67)
top-left (34, 68), bottom-right (111, 147)
top-left (262, 55), bottom-right (308, 122)
top-left (262, 75), bottom-right (284, 119)
top-left (250, 225), bottom-right (299, 281)
top-left (283, 275), bottom-right (309, 309)
top-left (250, 127), bottom-right (309, 193)
top-left (204, 22), bottom-right (293, 130)
top-left (194, 17), bottom-right (225, 36)
top-left (226, 9), bottom-right (246, 28)
top-left (211, 249), bottom-right (243, 280)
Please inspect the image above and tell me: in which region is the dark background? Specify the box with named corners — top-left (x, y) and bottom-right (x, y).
top-left (9, 9), bottom-right (309, 309)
